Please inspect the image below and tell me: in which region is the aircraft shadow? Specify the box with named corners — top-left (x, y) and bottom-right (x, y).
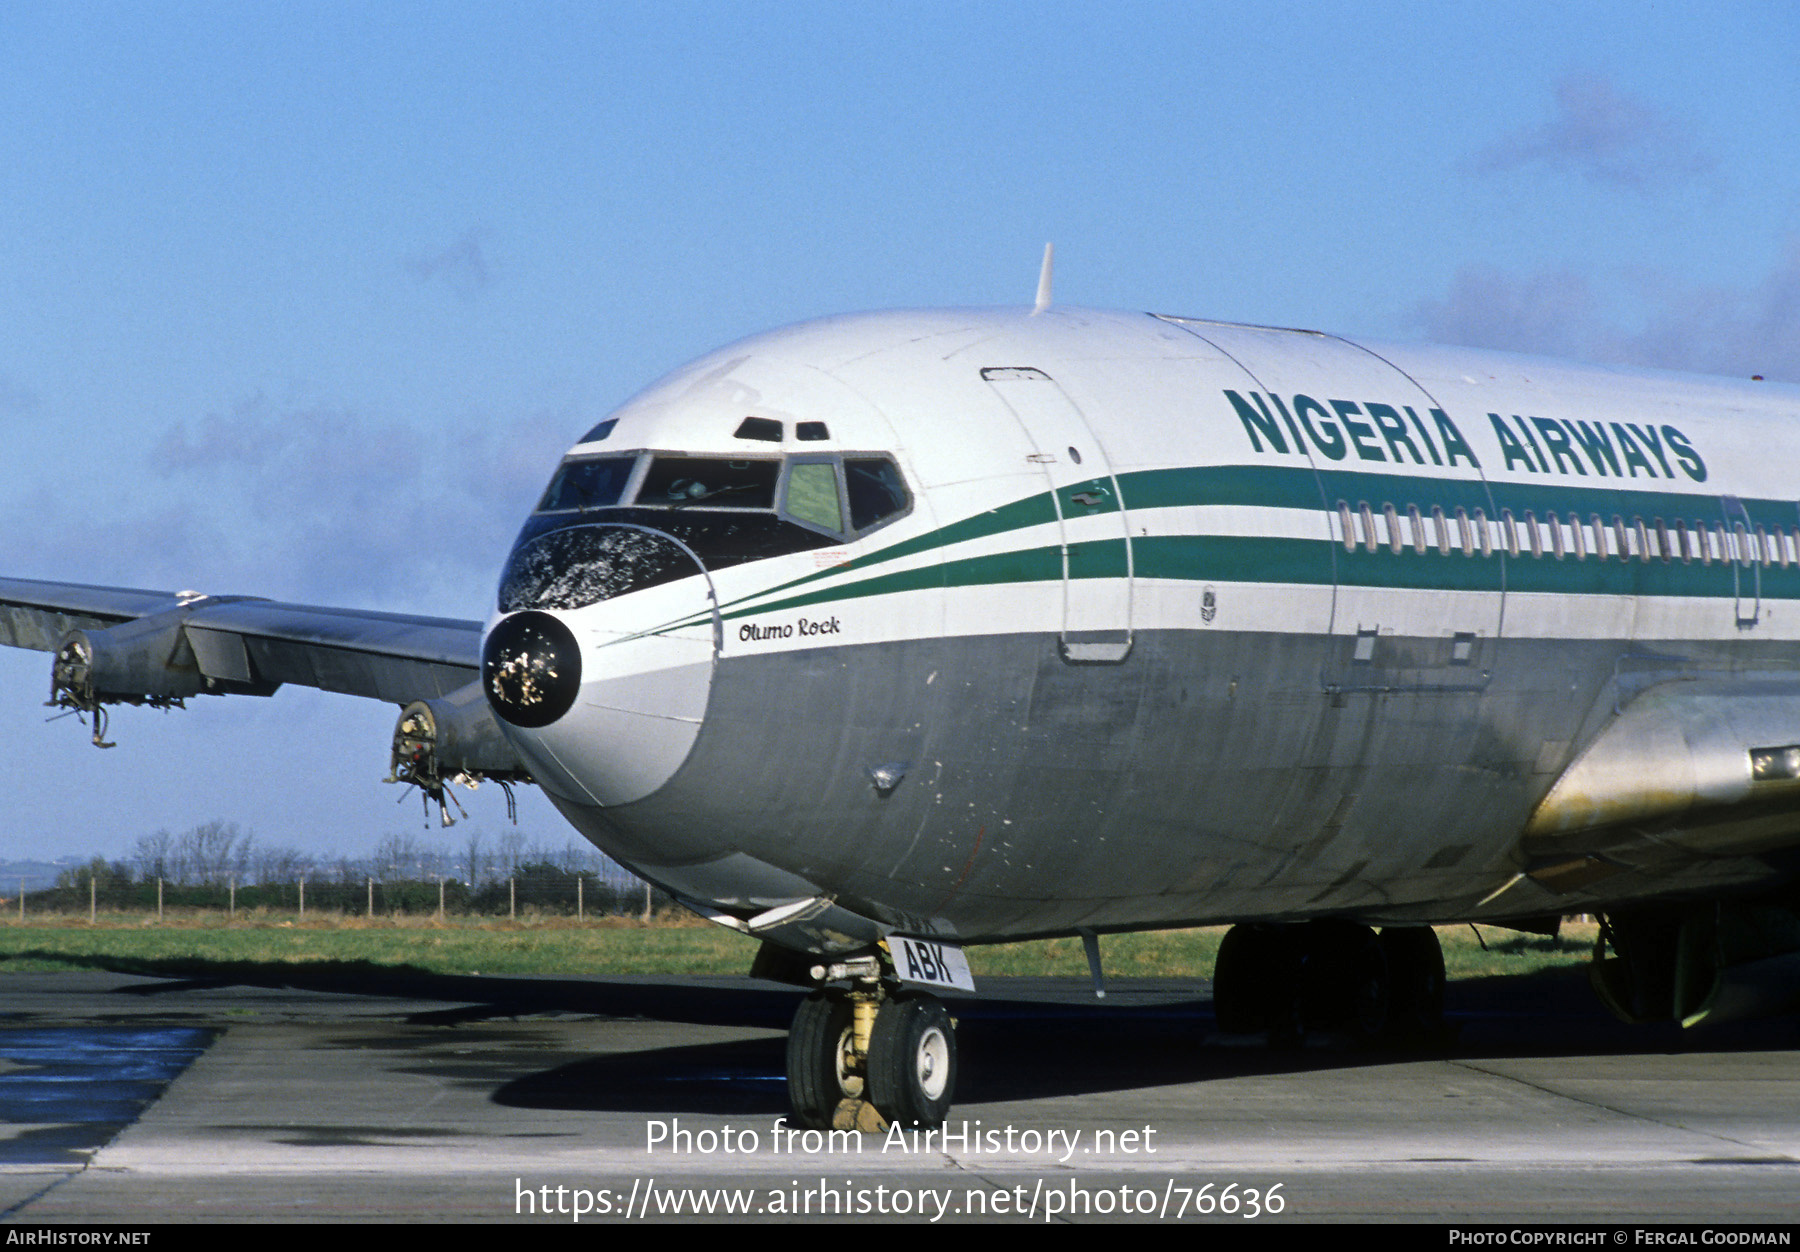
top-left (22, 952), bottom-right (1795, 1112)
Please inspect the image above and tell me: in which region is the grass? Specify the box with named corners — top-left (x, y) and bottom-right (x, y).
top-left (0, 910), bottom-right (1597, 982)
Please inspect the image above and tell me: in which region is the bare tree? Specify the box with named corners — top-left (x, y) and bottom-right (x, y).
top-left (461, 830), bottom-right (485, 886)
top-left (132, 830), bottom-right (173, 883)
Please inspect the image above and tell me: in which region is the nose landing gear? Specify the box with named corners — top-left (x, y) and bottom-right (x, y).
top-left (784, 956), bottom-right (957, 1131)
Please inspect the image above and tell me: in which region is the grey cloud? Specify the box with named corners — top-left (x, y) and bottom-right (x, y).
top-left (0, 396), bottom-right (577, 617)
top-left (403, 228), bottom-right (495, 299)
top-left (1416, 245), bottom-right (1800, 383)
top-left (1473, 75), bottom-right (1714, 192)
top-left (1415, 266), bottom-right (1599, 360)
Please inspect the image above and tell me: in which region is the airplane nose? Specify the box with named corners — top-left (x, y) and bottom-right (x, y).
top-left (483, 521), bottom-right (720, 807)
top-left (482, 610), bottom-right (582, 728)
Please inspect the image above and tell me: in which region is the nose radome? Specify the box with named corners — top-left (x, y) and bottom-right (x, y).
top-left (483, 524), bottom-right (720, 807)
top-left (482, 610), bottom-right (582, 728)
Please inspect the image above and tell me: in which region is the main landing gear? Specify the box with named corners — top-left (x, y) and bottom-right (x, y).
top-left (783, 954), bottom-right (957, 1131)
top-left (1212, 920), bottom-right (1447, 1047)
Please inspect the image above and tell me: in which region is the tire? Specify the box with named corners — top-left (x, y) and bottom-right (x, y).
top-left (1301, 920), bottom-right (1389, 1043)
top-left (786, 992), bottom-right (859, 1129)
top-left (1212, 924), bottom-right (1269, 1034)
top-left (866, 994), bottom-right (956, 1129)
top-left (1380, 926), bottom-right (1446, 1046)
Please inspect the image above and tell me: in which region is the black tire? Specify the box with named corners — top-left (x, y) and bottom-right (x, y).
top-left (786, 992), bottom-right (859, 1129)
top-left (1344, 925), bottom-right (1392, 1043)
top-left (1301, 920), bottom-right (1389, 1043)
top-left (866, 994), bottom-right (956, 1129)
top-left (1213, 924), bottom-right (1269, 1034)
top-left (1380, 926), bottom-right (1446, 1046)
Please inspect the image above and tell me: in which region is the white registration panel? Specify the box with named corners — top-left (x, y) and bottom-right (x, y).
top-left (888, 936), bottom-right (975, 992)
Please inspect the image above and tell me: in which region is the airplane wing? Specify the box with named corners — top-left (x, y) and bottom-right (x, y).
top-left (0, 575), bottom-right (480, 709)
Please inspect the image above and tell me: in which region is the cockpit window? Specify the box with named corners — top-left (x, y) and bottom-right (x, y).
top-left (783, 461), bottom-right (844, 532)
top-left (845, 458), bottom-right (910, 530)
top-left (638, 457), bottom-right (779, 508)
top-left (537, 456), bottom-right (635, 513)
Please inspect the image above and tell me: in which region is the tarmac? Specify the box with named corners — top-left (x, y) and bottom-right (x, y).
top-left (0, 966), bottom-right (1796, 1223)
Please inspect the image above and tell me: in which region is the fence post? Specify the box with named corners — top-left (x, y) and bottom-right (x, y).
top-left (368, 877), bottom-right (374, 918)
top-left (157, 877), bottom-right (163, 922)
top-left (577, 876), bottom-right (583, 922)
top-left (89, 875), bottom-right (96, 925)
top-left (299, 877), bottom-right (306, 921)
top-left (509, 877), bottom-right (515, 921)
top-left (229, 876), bottom-right (236, 920)
top-left (642, 880), bottom-right (651, 924)
top-left (437, 877), bottom-right (444, 921)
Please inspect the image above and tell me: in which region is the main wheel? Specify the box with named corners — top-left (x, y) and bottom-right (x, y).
top-left (1212, 924), bottom-right (1270, 1034)
top-left (866, 994), bottom-right (956, 1129)
top-left (786, 992), bottom-right (860, 1129)
top-left (1380, 926), bottom-right (1446, 1046)
top-left (1300, 920), bottom-right (1389, 1043)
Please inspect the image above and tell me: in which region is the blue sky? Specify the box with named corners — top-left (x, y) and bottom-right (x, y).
top-left (3, 1), bottom-right (1798, 863)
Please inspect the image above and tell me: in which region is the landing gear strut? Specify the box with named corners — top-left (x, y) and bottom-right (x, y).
top-left (1212, 920), bottom-right (1445, 1047)
top-left (783, 956), bottom-right (957, 1131)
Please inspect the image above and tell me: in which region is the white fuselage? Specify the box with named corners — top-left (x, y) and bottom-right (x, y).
top-left (483, 307), bottom-right (1800, 955)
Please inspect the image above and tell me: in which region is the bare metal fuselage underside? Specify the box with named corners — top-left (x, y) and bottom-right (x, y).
top-left (550, 627), bottom-right (1799, 949)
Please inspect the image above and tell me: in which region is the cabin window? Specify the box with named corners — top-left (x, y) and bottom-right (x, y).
top-left (1570, 513), bottom-right (1586, 560)
top-left (1359, 503), bottom-right (1378, 553)
top-left (1472, 508), bottom-right (1492, 557)
top-left (1652, 518), bottom-right (1671, 563)
top-left (1734, 522), bottom-right (1751, 566)
top-left (1455, 507), bottom-right (1473, 557)
top-left (1589, 514), bottom-right (1608, 560)
top-left (1432, 506), bottom-right (1450, 555)
top-left (1338, 502), bottom-right (1355, 551)
top-left (536, 455), bottom-right (638, 514)
top-left (1521, 511), bottom-right (1540, 559)
top-left (1672, 520), bottom-right (1691, 563)
top-left (1383, 504), bottom-right (1402, 554)
top-left (1407, 505), bottom-right (1426, 554)
top-left (1500, 509), bottom-right (1519, 558)
top-left (1549, 512), bottom-right (1566, 560)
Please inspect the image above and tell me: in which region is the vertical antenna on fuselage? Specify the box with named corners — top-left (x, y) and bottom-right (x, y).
top-left (1032, 242), bottom-right (1054, 315)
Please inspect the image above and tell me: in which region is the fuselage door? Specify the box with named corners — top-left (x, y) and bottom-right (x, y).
top-left (1722, 495), bottom-right (1762, 628)
top-left (981, 366), bottom-right (1133, 663)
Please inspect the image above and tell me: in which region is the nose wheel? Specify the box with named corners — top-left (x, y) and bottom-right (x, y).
top-left (868, 994), bottom-right (957, 1128)
top-left (784, 985), bottom-right (957, 1131)
top-left (785, 991), bottom-right (865, 1129)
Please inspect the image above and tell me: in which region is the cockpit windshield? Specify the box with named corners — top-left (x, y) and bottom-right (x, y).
top-left (638, 457), bottom-right (780, 509)
top-left (506, 447), bottom-right (914, 610)
top-left (536, 456), bottom-right (635, 513)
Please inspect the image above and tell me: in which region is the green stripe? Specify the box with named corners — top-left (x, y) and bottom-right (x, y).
top-left (673, 461), bottom-right (1800, 628)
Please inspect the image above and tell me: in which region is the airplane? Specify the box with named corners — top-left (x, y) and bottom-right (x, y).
top-left (5, 276), bottom-right (1800, 1133)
